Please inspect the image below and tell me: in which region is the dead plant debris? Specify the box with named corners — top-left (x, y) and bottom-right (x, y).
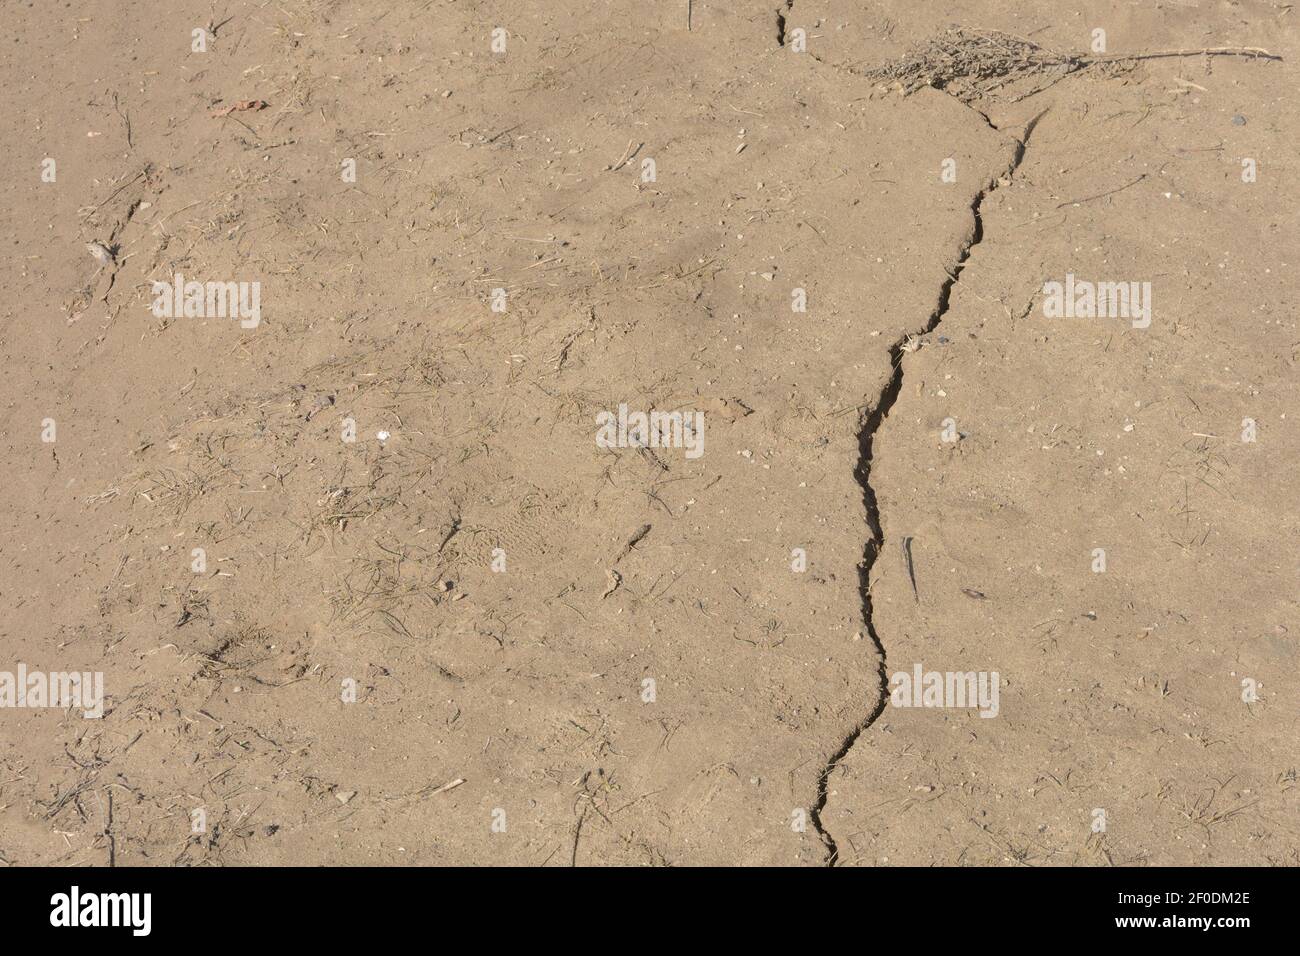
top-left (865, 28), bottom-right (1280, 102)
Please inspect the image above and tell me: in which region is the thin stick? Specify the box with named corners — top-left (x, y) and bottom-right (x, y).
top-left (80, 169), bottom-right (147, 221)
top-left (428, 777), bottom-right (465, 796)
top-left (1083, 46), bottom-right (1280, 64)
top-left (1055, 173), bottom-right (1147, 209)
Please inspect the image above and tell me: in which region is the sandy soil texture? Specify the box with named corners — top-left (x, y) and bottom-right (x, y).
top-left (1, 0), bottom-right (1295, 866)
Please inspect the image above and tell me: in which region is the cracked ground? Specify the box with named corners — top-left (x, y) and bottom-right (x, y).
top-left (1, 0), bottom-right (1296, 866)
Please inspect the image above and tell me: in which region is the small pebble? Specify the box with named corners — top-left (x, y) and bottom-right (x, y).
top-left (86, 241), bottom-right (115, 265)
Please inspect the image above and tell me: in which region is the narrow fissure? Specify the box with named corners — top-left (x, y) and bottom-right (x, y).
top-left (776, 1), bottom-right (793, 47)
top-left (807, 108), bottom-right (1047, 865)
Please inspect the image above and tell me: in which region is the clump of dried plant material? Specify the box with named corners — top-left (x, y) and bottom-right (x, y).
top-left (865, 29), bottom-right (1073, 101)
top-left (865, 27), bottom-right (1280, 103)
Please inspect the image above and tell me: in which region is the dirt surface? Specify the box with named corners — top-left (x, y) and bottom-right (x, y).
top-left (0, 0), bottom-right (1295, 866)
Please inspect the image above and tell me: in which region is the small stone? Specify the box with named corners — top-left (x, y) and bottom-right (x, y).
top-left (1231, 114), bottom-right (1247, 126)
top-left (86, 241), bottom-right (115, 265)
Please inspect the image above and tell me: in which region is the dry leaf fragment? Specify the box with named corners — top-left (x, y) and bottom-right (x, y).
top-left (210, 99), bottom-right (269, 118)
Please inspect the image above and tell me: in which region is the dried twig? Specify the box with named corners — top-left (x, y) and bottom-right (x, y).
top-left (866, 29), bottom-right (1280, 103)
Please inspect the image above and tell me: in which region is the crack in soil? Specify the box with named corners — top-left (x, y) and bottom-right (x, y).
top-left (775, 1), bottom-right (793, 47)
top-left (807, 106), bottom-right (1049, 865)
